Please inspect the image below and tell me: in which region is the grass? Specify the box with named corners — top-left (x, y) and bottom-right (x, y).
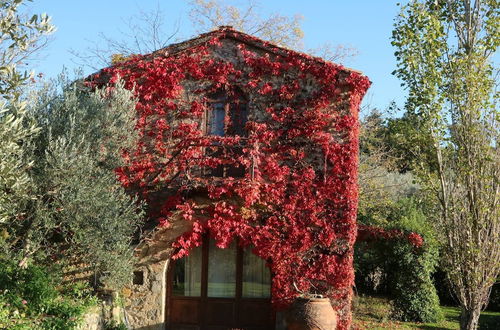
top-left (352, 295), bottom-right (500, 329)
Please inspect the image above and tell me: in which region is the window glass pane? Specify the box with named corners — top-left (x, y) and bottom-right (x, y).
top-left (172, 245), bottom-right (202, 296)
top-left (229, 102), bottom-right (248, 136)
top-left (209, 103), bottom-right (225, 136)
top-left (207, 239), bottom-right (236, 297)
top-left (242, 250), bottom-right (271, 298)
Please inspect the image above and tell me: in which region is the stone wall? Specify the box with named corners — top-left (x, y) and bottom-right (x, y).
top-left (77, 307), bottom-right (103, 330)
top-left (77, 300), bottom-right (124, 330)
top-left (122, 260), bottom-right (167, 330)
top-left (122, 212), bottom-right (191, 329)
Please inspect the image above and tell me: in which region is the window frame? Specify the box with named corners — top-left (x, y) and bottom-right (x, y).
top-left (169, 236), bottom-right (271, 299)
top-left (204, 90), bottom-right (248, 137)
top-left (204, 90), bottom-right (249, 178)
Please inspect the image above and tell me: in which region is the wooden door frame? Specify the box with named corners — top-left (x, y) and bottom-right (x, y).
top-left (165, 236), bottom-right (275, 329)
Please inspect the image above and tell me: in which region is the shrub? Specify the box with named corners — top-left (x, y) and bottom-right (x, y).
top-left (432, 268), bottom-right (456, 306)
top-left (388, 198), bottom-right (442, 322)
top-left (104, 320), bottom-right (128, 330)
top-left (41, 300), bottom-right (88, 330)
top-left (0, 258), bottom-right (95, 329)
top-left (389, 239), bottom-right (442, 322)
top-left (355, 198), bottom-right (443, 323)
top-left (1, 75), bottom-right (144, 290)
top-left (0, 259), bottom-right (57, 314)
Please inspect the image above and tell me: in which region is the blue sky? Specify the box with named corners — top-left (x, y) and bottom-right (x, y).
top-left (29, 0), bottom-right (407, 112)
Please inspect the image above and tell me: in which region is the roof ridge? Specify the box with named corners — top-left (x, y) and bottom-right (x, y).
top-left (153, 26), bottom-right (365, 76)
top-left (91, 26), bottom-right (366, 79)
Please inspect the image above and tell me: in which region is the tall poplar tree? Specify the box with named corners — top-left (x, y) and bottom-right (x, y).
top-left (392, 1), bottom-right (499, 329)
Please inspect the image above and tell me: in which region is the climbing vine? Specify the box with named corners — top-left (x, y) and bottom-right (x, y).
top-left (91, 28), bottom-right (370, 329)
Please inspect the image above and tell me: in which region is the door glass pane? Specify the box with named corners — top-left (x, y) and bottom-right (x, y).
top-left (172, 245), bottom-right (202, 296)
top-left (242, 250), bottom-right (271, 298)
top-left (207, 239), bottom-right (236, 297)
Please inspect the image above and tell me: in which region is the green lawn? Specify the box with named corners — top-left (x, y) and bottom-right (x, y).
top-left (352, 295), bottom-right (500, 329)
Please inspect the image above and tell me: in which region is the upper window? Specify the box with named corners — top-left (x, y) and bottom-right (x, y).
top-left (206, 91), bottom-right (248, 137)
top-left (205, 90), bottom-right (248, 177)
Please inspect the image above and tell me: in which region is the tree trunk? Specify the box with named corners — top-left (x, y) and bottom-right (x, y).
top-left (18, 238), bottom-right (33, 269)
top-left (18, 224), bottom-right (34, 269)
top-left (460, 306), bottom-right (481, 330)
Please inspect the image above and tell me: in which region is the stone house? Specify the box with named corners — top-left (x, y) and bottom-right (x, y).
top-left (91, 26), bottom-right (370, 330)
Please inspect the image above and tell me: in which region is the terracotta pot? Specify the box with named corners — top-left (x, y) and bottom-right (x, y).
top-left (285, 297), bottom-right (337, 330)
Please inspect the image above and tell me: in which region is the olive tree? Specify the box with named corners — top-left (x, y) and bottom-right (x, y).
top-left (1, 0), bottom-right (144, 290)
top-left (1, 75), bottom-right (144, 288)
top-left (0, 0), bottom-right (54, 236)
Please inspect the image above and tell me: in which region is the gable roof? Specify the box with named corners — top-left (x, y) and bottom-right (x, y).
top-left (147, 26), bottom-right (363, 75)
top-left (88, 26), bottom-right (366, 84)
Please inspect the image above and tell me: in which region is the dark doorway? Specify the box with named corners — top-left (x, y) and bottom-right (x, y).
top-left (166, 236), bottom-right (275, 330)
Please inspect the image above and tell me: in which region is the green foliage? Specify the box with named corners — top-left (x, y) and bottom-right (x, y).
top-left (384, 110), bottom-right (438, 174)
top-left (0, 1), bottom-right (137, 327)
top-left (1, 74), bottom-right (144, 289)
top-left (104, 320), bottom-right (128, 330)
top-left (0, 262), bottom-right (57, 312)
top-left (358, 108), bottom-right (419, 226)
top-left (392, 1), bottom-right (499, 327)
top-left (0, 258), bottom-right (94, 329)
top-left (0, 0), bottom-right (55, 99)
top-left (353, 295), bottom-right (500, 329)
top-left (389, 199), bottom-right (442, 322)
top-left (356, 198), bottom-right (442, 322)
top-left (0, 0), bottom-right (53, 235)
top-left (357, 108), bottom-right (441, 322)
top-left (20, 75), bottom-right (144, 289)
top-left (41, 300), bottom-right (89, 330)
top-left (390, 244), bottom-right (442, 322)
top-left (0, 105), bottom-right (38, 227)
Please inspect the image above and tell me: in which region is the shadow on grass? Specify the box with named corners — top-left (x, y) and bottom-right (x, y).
top-left (403, 306), bottom-right (459, 330)
top-left (417, 308), bottom-right (500, 330)
top-left (478, 311), bottom-right (500, 329)
top-left (353, 295), bottom-right (500, 330)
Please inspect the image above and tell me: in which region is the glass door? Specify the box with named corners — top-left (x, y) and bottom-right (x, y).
top-left (167, 236), bottom-right (274, 330)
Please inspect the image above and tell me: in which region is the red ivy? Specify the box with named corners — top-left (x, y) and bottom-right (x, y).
top-left (357, 224), bottom-right (424, 249)
top-left (96, 29), bottom-right (370, 329)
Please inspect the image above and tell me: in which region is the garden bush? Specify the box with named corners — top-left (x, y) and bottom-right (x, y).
top-left (389, 198), bottom-right (442, 322)
top-left (432, 269), bottom-right (456, 306)
top-left (355, 198), bottom-right (443, 323)
top-left (0, 258), bottom-right (95, 329)
top-left (389, 239), bottom-right (442, 322)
